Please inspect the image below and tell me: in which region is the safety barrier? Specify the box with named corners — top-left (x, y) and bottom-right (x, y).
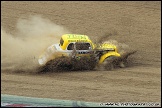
top-left (1, 94), bottom-right (102, 107)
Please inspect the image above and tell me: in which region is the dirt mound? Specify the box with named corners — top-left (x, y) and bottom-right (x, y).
top-left (38, 49), bottom-right (137, 73)
top-left (39, 55), bottom-right (97, 72)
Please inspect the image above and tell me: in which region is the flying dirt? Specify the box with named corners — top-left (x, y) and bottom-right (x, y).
top-left (38, 33), bottom-right (136, 72)
top-left (1, 15), bottom-right (71, 73)
top-left (1, 1), bottom-right (160, 104)
top-left (1, 15), bottom-right (136, 73)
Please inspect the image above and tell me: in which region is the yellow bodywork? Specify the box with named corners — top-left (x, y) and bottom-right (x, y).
top-left (99, 52), bottom-right (121, 64)
top-left (38, 34), bottom-right (121, 65)
top-left (95, 43), bottom-right (121, 64)
top-left (60, 34), bottom-right (95, 50)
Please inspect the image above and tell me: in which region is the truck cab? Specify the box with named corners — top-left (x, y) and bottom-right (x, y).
top-left (55, 34), bottom-right (95, 57)
top-left (59, 34), bottom-right (94, 50)
top-left (38, 34), bottom-right (121, 66)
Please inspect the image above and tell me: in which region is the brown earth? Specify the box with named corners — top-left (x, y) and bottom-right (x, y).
top-left (1, 1), bottom-right (161, 103)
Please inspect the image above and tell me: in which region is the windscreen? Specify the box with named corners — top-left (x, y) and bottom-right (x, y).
top-left (67, 43), bottom-right (91, 50)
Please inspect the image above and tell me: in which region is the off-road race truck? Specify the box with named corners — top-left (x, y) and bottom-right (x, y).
top-left (38, 34), bottom-right (136, 71)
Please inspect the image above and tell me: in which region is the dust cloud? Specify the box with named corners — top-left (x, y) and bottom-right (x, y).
top-left (102, 39), bottom-right (131, 54)
top-left (1, 16), bottom-right (135, 73)
top-left (96, 31), bottom-right (133, 55)
top-left (1, 15), bottom-right (70, 73)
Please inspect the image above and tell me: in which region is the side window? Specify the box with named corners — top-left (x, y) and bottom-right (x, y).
top-left (60, 38), bottom-right (64, 46)
top-left (67, 43), bottom-right (74, 50)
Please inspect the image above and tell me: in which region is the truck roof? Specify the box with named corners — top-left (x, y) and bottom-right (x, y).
top-left (60, 34), bottom-right (94, 50)
top-left (61, 34), bottom-right (91, 42)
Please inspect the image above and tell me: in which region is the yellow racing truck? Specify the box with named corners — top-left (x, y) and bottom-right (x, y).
top-left (38, 34), bottom-right (135, 71)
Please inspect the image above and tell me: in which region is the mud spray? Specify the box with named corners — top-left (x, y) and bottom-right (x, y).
top-left (1, 15), bottom-right (70, 73)
top-left (1, 15), bottom-right (135, 73)
top-left (41, 33), bottom-right (135, 72)
top-left (95, 31), bottom-right (132, 55)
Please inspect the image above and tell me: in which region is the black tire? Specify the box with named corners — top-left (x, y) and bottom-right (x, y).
top-left (101, 56), bottom-right (119, 71)
top-left (71, 54), bottom-right (97, 71)
top-left (118, 59), bottom-right (128, 68)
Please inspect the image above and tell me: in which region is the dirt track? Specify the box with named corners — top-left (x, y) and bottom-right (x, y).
top-left (1, 1), bottom-right (161, 103)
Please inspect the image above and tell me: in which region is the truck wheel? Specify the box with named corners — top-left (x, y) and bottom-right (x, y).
top-left (102, 56), bottom-right (118, 71)
top-left (118, 60), bottom-right (128, 68)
